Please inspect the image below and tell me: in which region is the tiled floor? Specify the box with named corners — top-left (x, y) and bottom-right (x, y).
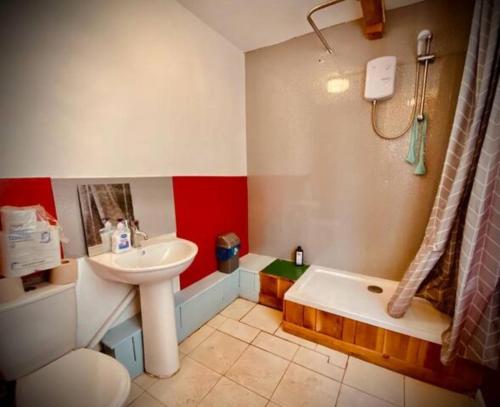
top-left (128, 298), bottom-right (478, 407)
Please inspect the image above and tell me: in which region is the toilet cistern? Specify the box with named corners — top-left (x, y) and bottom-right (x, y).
top-left (88, 236), bottom-right (198, 377)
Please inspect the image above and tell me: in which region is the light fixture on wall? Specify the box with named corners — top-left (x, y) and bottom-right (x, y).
top-left (327, 78), bottom-right (349, 93)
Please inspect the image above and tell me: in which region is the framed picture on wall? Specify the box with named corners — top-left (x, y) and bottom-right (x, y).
top-left (77, 183), bottom-right (135, 256)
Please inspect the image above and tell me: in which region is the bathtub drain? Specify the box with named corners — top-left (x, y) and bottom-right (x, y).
top-left (367, 285), bottom-right (383, 294)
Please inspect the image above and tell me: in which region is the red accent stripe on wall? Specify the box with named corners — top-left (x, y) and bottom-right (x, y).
top-left (173, 176), bottom-right (249, 289)
top-left (0, 178), bottom-right (58, 222)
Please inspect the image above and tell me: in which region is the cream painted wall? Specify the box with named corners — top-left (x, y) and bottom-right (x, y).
top-left (246, 0), bottom-right (473, 280)
top-left (0, 0), bottom-right (246, 178)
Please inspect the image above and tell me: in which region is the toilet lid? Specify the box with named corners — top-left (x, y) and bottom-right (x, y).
top-left (16, 348), bottom-right (130, 407)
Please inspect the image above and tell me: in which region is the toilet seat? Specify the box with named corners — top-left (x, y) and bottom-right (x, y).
top-left (16, 348), bottom-right (130, 407)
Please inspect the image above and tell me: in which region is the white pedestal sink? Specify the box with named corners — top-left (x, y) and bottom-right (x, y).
top-left (89, 236), bottom-right (198, 377)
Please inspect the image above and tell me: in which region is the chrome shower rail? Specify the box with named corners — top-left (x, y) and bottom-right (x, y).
top-left (307, 0), bottom-right (346, 54)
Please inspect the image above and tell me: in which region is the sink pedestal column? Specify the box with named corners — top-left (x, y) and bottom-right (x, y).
top-left (139, 279), bottom-right (179, 377)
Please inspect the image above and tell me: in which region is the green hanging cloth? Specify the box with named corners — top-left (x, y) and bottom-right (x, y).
top-left (405, 115), bottom-right (428, 175)
top-left (405, 118), bottom-right (419, 165)
top-left (414, 115), bottom-right (427, 175)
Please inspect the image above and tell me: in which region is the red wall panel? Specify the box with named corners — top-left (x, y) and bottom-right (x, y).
top-left (173, 176), bottom-right (248, 289)
top-left (0, 178), bottom-right (58, 222)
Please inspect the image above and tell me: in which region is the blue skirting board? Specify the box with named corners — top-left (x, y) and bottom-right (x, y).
top-left (174, 270), bottom-right (239, 341)
top-left (175, 253), bottom-right (275, 341)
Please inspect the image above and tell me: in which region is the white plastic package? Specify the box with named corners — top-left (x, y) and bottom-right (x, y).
top-left (0, 205), bottom-right (66, 278)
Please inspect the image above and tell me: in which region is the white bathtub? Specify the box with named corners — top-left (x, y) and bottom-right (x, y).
top-left (284, 265), bottom-right (450, 344)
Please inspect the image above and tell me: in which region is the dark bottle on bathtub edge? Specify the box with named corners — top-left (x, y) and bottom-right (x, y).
top-left (295, 246), bottom-right (304, 267)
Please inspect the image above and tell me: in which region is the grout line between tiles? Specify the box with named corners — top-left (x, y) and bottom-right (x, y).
top-left (179, 355), bottom-right (225, 404)
top-left (290, 357), bottom-right (345, 383)
top-left (339, 383), bottom-right (402, 407)
top-left (268, 359), bottom-right (292, 404)
top-left (403, 374), bottom-right (406, 407)
top-left (216, 327), bottom-right (256, 344)
top-left (237, 302), bottom-right (257, 321)
top-left (289, 344), bottom-right (300, 361)
top-left (144, 387), bottom-right (169, 407)
top-left (126, 386), bottom-right (144, 406)
top-left (192, 339), bottom-right (251, 376)
top-left (197, 370), bottom-right (222, 406)
top-left (180, 325), bottom-right (217, 355)
top-left (333, 382), bottom-right (341, 407)
top-left (340, 356), bottom-right (349, 382)
top-left (220, 299), bottom-right (257, 321)
top-left (222, 373), bottom-right (271, 402)
top-left (196, 372), bottom-right (226, 406)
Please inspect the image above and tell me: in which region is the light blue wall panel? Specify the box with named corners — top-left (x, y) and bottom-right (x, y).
top-left (175, 270), bottom-right (241, 342)
top-left (178, 283), bottom-right (222, 341)
top-left (101, 316), bottom-right (144, 378)
top-left (239, 270), bottom-right (259, 302)
top-left (221, 271), bottom-right (240, 308)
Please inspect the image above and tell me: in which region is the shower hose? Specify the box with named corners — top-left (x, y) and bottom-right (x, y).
top-left (370, 61), bottom-right (422, 140)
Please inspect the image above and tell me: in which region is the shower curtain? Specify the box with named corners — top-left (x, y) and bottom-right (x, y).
top-left (387, 0), bottom-right (500, 369)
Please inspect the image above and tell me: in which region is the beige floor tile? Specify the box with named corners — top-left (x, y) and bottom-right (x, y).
top-left (199, 377), bottom-right (267, 407)
top-left (147, 357), bottom-right (220, 406)
top-left (271, 363), bottom-right (340, 407)
top-left (253, 331), bottom-right (299, 360)
top-left (219, 318), bottom-right (260, 343)
top-left (190, 331), bottom-right (248, 374)
top-left (227, 345), bottom-right (289, 398)
top-left (292, 347), bottom-right (344, 381)
top-left (206, 314), bottom-right (227, 329)
top-left (274, 326), bottom-right (316, 350)
top-left (179, 324), bottom-right (215, 354)
top-left (220, 298), bottom-right (256, 320)
top-left (315, 344), bottom-right (348, 368)
top-left (405, 377), bottom-right (478, 407)
top-left (241, 304), bottom-right (282, 333)
top-left (134, 373), bottom-right (159, 390)
top-left (129, 393), bottom-right (164, 407)
top-left (267, 403), bottom-right (281, 407)
top-left (127, 382), bottom-right (144, 405)
top-left (343, 357), bottom-right (404, 406)
top-left (336, 385), bottom-right (395, 407)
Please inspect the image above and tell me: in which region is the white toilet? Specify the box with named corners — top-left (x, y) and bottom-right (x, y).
top-left (0, 283), bottom-right (130, 406)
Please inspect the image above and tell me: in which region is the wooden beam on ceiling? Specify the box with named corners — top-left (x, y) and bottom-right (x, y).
top-left (360, 0), bottom-right (385, 40)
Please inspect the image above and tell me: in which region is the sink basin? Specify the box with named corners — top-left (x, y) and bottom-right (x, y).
top-left (89, 237), bottom-right (198, 378)
top-left (90, 239), bottom-right (198, 285)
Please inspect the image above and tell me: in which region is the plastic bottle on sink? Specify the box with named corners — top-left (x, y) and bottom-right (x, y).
top-left (112, 219), bottom-right (131, 254)
top-left (99, 218), bottom-right (114, 252)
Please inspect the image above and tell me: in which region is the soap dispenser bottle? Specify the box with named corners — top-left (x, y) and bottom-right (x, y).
top-left (295, 246), bottom-right (304, 266)
top-left (112, 219), bottom-right (131, 253)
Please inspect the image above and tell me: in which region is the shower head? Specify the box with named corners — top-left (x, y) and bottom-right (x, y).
top-left (417, 29), bottom-right (432, 56)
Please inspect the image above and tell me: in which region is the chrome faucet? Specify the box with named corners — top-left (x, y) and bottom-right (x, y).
top-left (130, 220), bottom-right (149, 248)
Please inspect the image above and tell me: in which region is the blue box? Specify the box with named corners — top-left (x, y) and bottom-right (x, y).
top-left (101, 315), bottom-right (144, 379)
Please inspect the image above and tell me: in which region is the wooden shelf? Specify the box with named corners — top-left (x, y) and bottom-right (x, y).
top-left (259, 259), bottom-right (307, 310)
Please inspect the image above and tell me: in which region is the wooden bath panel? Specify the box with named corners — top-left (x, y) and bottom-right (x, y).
top-left (283, 300), bottom-right (484, 394)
